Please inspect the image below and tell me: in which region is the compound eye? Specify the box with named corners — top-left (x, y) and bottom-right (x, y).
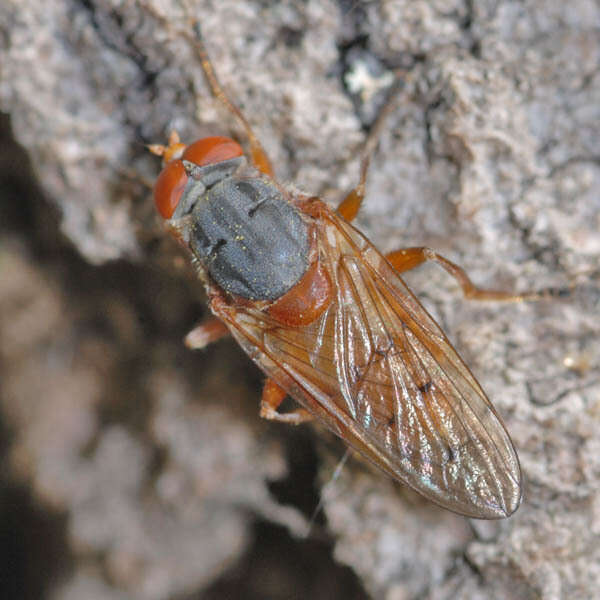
top-left (153, 136), bottom-right (244, 219)
top-left (183, 136), bottom-right (244, 167)
top-left (154, 159), bottom-right (187, 219)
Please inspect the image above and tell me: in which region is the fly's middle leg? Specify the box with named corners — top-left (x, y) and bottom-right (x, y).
top-left (185, 317), bottom-right (230, 349)
top-left (337, 73), bottom-right (409, 223)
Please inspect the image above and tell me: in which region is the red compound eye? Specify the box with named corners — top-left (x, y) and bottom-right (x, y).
top-left (182, 136), bottom-right (243, 167)
top-left (153, 136), bottom-right (244, 219)
top-left (154, 159), bottom-right (187, 219)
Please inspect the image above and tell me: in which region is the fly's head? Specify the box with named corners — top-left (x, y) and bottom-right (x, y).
top-left (152, 134), bottom-right (245, 236)
top-left (152, 133), bottom-right (310, 302)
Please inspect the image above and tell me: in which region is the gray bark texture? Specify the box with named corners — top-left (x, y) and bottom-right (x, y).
top-left (1, 1), bottom-right (599, 599)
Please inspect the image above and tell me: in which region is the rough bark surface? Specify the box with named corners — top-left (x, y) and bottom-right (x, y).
top-left (1, 1), bottom-right (599, 599)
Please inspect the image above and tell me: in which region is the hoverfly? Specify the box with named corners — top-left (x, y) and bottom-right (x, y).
top-left (149, 21), bottom-right (526, 519)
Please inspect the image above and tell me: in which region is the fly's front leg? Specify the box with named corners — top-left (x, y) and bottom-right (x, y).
top-left (386, 247), bottom-right (559, 302)
top-left (142, 5), bottom-right (274, 177)
top-left (260, 379), bottom-right (313, 425)
top-left (185, 317), bottom-right (230, 349)
top-left (188, 22), bottom-right (275, 178)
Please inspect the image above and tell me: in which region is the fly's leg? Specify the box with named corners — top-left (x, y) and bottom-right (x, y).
top-left (185, 319), bottom-right (312, 423)
top-left (189, 23), bottom-right (275, 177)
top-left (337, 75), bottom-right (407, 222)
top-left (185, 317), bottom-right (230, 349)
top-left (143, 5), bottom-right (274, 176)
top-left (260, 379), bottom-right (313, 425)
top-left (336, 150), bottom-right (371, 222)
top-left (386, 247), bottom-right (561, 302)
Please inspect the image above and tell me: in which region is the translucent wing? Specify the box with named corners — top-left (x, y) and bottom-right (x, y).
top-left (213, 205), bottom-right (522, 518)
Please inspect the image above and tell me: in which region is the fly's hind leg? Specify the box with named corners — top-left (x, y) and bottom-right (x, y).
top-left (386, 247), bottom-right (562, 302)
top-left (260, 379), bottom-right (313, 425)
top-left (185, 320), bottom-right (312, 423)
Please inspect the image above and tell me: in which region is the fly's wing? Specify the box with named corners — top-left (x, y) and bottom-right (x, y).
top-left (214, 207), bottom-right (522, 519)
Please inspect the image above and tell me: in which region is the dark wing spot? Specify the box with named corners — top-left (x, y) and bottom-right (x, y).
top-left (446, 445), bottom-right (457, 463)
top-left (418, 381), bottom-right (433, 394)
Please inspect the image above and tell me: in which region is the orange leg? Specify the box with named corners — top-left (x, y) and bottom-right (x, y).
top-left (185, 323), bottom-right (312, 424)
top-left (143, 6), bottom-right (274, 177)
top-left (189, 23), bottom-right (274, 177)
top-left (337, 156), bottom-right (370, 222)
top-left (386, 247), bottom-right (556, 302)
top-left (337, 75), bottom-right (408, 222)
top-left (185, 317), bottom-right (230, 349)
top-left (260, 379), bottom-right (313, 425)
